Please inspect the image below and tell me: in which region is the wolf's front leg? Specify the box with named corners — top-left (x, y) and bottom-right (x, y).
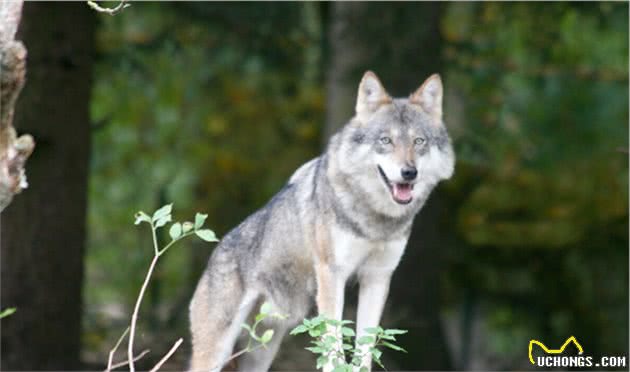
top-left (354, 270), bottom-right (392, 372)
top-left (315, 263), bottom-right (347, 372)
top-left (354, 237), bottom-right (407, 371)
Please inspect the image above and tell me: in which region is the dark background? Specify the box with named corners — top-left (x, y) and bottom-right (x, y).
top-left (1, 2), bottom-right (628, 370)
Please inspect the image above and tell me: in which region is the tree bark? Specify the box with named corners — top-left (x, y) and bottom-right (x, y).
top-left (1, 2), bottom-right (95, 370)
top-left (325, 3), bottom-right (452, 369)
top-left (0, 0), bottom-right (34, 212)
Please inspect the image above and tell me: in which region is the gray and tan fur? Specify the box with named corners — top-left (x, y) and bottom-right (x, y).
top-left (189, 71), bottom-right (455, 372)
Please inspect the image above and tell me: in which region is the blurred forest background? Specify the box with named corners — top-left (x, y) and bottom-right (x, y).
top-left (1, 2), bottom-right (628, 371)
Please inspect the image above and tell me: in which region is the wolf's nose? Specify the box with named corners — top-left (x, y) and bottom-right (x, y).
top-left (401, 166), bottom-right (417, 181)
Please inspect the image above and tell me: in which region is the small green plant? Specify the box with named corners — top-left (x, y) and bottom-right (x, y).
top-left (0, 307), bottom-right (16, 319)
top-left (290, 315), bottom-right (408, 372)
top-left (106, 204), bottom-right (281, 372)
top-left (218, 302), bottom-right (286, 366)
top-left (241, 302), bottom-right (286, 349)
top-left (107, 204), bottom-right (219, 372)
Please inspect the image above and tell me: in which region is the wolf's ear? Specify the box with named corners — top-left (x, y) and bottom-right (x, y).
top-left (356, 71), bottom-right (391, 117)
top-left (410, 74), bottom-right (443, 121)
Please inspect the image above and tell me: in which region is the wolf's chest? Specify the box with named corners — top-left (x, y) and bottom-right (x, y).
top-left (329, 225), bottom-right (407, 278)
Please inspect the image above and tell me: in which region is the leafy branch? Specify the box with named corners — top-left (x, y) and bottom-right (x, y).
top-left (290, 316), bottom-right (408, 372)
top-left (210, 302), bottom-right (286, 371)
top-left (105, 204), bottom-right (218, 372)
top-left (104, 203), bottom-right (284, 372)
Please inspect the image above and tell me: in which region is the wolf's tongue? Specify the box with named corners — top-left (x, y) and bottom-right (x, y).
top-left (393, 183), bottom-right (412, 202)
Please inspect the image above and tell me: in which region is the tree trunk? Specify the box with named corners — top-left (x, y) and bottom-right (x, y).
top-left (0, 0), bottom-right (34, 211)
top-left (1, 3), bottom-right (95, 369)
top-left (325, 3), bottom-right (452, 369)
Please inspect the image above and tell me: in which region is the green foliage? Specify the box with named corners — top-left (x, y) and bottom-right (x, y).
top-left (114, 204), bottom-right (219, 370)
top-left (441, 1), bottom-right (628, 361)
top-left (0, 308), bottom-right (16, 319)
top-left (290, 315), bottom-right (407, 370)
top-left (134, 204), bottom-right (219, 256)
top-left (240, 302), bottom-right (286, 353)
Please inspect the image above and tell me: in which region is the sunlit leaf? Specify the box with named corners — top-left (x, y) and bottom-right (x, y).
top-left (134, 211), bottom-right (151, 225)
top-left (152, 204), bottom-right (172, 222)
top-left (195, 229), bottom-right (218, 242)
top-left (261, 329), bottom-right (274, 344)
top-left (195, 213), bottom-right (208, 229)
top-left (0, 308), bottom-right (16, 319)
top-left (169, 222), bottom-right (182, 240)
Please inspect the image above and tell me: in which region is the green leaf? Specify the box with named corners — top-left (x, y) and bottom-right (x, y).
top-left (384, 329), bottom-right (408, 335)
top-left (305, 346), bottom-right (324, 354)
top-left (308, 328), bottom-right (321, 337)
top-left (255, 313), bottom-right (266, 323)
top-left (195, 213), bottom-right (208, 229)
top-left (0, 307), bottom-right (17, 319)
top-left (316, 355), bottom-right (329, 369)
top-left (169, 222), bottom-right (182, 240)
top-left (324, 335), bottom-right (337, 345)
top-left (154, 215), bottom-right (172, 228)
top-left (152, 204), bottom-right (172, 222)
top-left (365, 327), bottom-right (382, 335)
top-left (309, 316), bottom-right (324, 326)
top-left (357, 336), bottom-right (374, 345)
top-left (332, 365), bottom-right (348, 372)
top-left (182, 222), bottom-right (194, 233)
top-left (261, 329), bottom-right (274, 344)
top-left (341, 327), bottom-right (355, 337)
top-left (290, 324), bottom-right (309, 335)
top-left (327, 319), bottom-right (341, 327)
top-left (195, 229), bottom-right (219, 242)
top-left (371, 348), bottom-right (382, 360)
top-left (342, 343), bottom-right (353, 350)
top-left (351, 356), bottom-right (361, 366)
top-left (381, 341), bottom-right (407, 353)
top-left (359, 367), bottom-right (369, 372)
top-left (373, 353), bottom-right (385, 368)
top-left (134, 211), bottom-right (151, 225)
top-left (260, 302), bottom-right (272, 315)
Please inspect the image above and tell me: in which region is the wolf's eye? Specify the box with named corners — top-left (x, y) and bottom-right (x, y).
top-left (380, 137), bottom-right (392, 145)
top-left (414, 137), bottom-right (426, 146)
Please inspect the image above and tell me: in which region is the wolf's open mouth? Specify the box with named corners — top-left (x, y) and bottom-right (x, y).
top-left (377, 166), bottom-right (413, 205)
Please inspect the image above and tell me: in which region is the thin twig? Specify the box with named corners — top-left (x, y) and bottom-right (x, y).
top-left (158, 232), bottom-right (193, 256)
top-left (108, 349), bottom-right (150, 371)
top-left (106, 326), bottom-right (130, 371)
top-left (151, 223), bottom-right (159, 256)
top-left (149, 338), bottom-right (183, 372)
top-left (87, 0), bottom-right (130, 15)
top-left (128, 253), bottom-right (160, 372)
top-left (209, 344), bottom-right (266, 372)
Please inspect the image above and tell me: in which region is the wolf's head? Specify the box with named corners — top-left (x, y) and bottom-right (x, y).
top-left (332, 71), bottom-right (455, 217)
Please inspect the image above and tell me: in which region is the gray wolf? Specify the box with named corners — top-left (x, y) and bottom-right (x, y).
top-left (189, 71), bottom-right (455, 371)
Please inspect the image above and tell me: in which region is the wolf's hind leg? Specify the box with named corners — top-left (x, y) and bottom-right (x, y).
top-left (189, 270), bottom-right (258, 372)
top-left (236, 323), bottom-right (288, 372)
